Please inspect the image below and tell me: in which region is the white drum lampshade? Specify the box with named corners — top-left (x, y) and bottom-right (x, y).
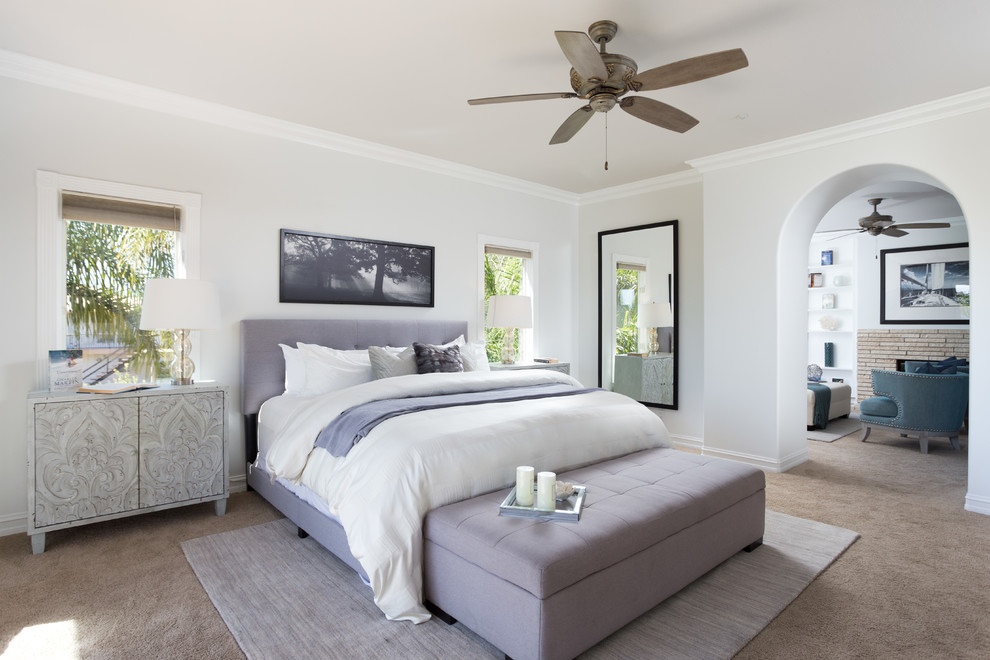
top-left (487, 294), bottom-right (533, 364)
top-left (140, 278), bottom-right (221, 385)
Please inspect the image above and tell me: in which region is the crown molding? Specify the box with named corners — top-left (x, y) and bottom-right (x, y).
top-left (578, 169), bottom-right (702, 205)
top-left (688, 86), bottom-right (990, 173)
top-left (0, 49), bottom-right (579, 206)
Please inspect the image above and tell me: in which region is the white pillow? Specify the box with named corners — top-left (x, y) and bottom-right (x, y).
top-left (368, 345), bottom-right (418, 379)
top-left (279, 344), bottom-right (308, 394)
top-left (297, 343), bottom-right (374, 395)
top-left (458, 340), bottom-right (489, 372)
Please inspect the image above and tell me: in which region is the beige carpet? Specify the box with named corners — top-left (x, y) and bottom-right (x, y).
top-left (181, 511), bottom-right (857, 660)
top-left (2, 429), bottom-right (989, 658)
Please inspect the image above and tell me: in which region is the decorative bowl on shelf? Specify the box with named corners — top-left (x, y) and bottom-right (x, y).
top-left (819, 315), bottom-right (841, 331)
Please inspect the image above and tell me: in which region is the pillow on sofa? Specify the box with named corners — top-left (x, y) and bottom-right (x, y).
top-left (914, 362), bottom-right (940, 374)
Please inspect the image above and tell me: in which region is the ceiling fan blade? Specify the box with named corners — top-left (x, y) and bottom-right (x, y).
top-left (620, 96), bottom-right (699, 133)
top-left (816, 228), bottom-right (863, 234)
top-left (827, 230), bottom-right (865, 241)
top-left (633, 49), bottom-right (749, 91)
top-left (554, 31), bottom-right (609, 80)
top-left (549, 106), bottom-right (594, 145)
top-left (468, 92), bottom-right (577, 105)
top-left (889, 222), bottom-right (951, 230)
top-left (882, 228), bottom-right (909, 238)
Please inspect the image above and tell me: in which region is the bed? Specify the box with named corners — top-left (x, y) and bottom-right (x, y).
top-left (240, 318), bottom-right (671, 624)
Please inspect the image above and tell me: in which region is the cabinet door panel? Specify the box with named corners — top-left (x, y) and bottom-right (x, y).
top-left (139, 391), bottom-right (225, 507)
top-left (34, 399), bottom-right (140, 526)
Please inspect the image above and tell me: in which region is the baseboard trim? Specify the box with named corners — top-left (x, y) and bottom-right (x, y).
top-left (668, 433), bottom-right (703, 450)
top-left (230, 473), bottom-right (248, 494)
top-left (964, 493), bottom-right (990, 516)
top-left (702, 445), bottom-right (810, 473)
top-left (0, 511), bottom-right (27, 537)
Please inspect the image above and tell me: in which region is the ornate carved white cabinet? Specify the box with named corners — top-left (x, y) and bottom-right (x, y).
top-left (27, 385), bottom-right (228, 554)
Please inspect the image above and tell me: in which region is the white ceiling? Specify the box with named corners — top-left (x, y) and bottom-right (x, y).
top-left (817, 182), bottom-right (964, 233)
top-left (3, 1), bottom-right (990, 195)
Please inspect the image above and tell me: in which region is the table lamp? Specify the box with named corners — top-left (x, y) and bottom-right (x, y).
top-left (639, 301), bottom-right (673, 354)
top-left (487, 294), bottom-right (533, 364)
top-left (140, 278), bottom-right (221, 385)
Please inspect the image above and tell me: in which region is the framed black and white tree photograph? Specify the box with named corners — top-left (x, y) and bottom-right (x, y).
top-left (880, 242), bottom-right (969, 324)
top-left (279, 229), bottom-right (435, 307)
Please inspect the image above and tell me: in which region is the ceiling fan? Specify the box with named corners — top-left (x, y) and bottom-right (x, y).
top-left (467, 20), bottom-right (748, 145)
top-left (821, 198), bottom-right (951, 239)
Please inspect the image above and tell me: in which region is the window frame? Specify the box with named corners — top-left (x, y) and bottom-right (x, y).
top-left (478, 234), bottom-right (538, 362)
top-left (612, 253), bottom-right (651, 356)
top-left (35, 171), bottom-right (202, 388)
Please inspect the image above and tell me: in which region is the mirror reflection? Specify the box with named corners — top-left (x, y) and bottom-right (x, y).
top-left (598, 221), bottom-right (678, 408)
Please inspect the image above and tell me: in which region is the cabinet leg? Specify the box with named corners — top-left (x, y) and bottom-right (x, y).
top-left (30, 533), bottom-right (45, 555)
top-left (214, 498), bottom-right (227, 516)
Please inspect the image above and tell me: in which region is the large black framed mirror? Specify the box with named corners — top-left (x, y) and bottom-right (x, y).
top-left (598, 220), bottom-right (678, 409)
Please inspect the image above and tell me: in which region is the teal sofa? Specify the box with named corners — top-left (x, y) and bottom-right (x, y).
top-left (859, 369), bottom-right (969, 454)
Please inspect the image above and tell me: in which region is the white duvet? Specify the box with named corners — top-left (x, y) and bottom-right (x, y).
top-left (261, 369), bottom-right (670, 623)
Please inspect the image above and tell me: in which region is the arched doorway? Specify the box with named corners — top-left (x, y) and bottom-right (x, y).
top-left (779, 164), bottom-right (969, 468)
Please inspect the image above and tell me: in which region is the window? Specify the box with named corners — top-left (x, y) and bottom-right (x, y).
top-left (615, 260), bottom-right (645, 354)
top-left (63, 192), bottom-right (180, 382)
top-left (480, 238), bottom-right (537, 363)
top-left (36, 171), bottom-right (201, 388)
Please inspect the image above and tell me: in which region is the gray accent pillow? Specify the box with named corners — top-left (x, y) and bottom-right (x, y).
top-left (413, 342), bottom-right (463, 374)
top-left (368, 345), bottom-right (418, 379)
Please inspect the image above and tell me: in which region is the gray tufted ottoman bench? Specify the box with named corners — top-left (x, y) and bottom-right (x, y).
top-left (422, 447), bottom-right (765, 660)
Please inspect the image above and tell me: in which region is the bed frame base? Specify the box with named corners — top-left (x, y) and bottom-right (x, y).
top-left (246, 457), bottom-right (367, 580)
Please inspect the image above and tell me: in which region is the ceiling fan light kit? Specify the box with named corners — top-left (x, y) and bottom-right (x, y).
top-left (468, 19), bottom-right (749, 150)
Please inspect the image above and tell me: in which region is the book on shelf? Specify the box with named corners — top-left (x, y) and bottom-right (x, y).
top-left (77, 383), bottom-right (159, 395)
top-left (533, 358), bottom-right (559, 363)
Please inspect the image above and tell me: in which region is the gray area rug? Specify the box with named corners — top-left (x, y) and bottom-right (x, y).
top-left (808, 414), bottom-right (861, 442)
top-left (182, 511), bottom-right (857, 660)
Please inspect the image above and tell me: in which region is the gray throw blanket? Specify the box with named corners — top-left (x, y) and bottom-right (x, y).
top-left (316, 383), bottom-right (600, 457)
top-left (807, 383), bottom-right (831, 429)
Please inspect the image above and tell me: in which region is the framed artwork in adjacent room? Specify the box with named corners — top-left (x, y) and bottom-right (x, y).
top-left (279, 229), bottom-right (435, 307)
top-left (880, 242), bottom-right (969, 324)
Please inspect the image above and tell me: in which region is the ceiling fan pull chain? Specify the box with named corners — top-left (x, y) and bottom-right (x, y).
top-left (604, 114), bottom-right (609, 171)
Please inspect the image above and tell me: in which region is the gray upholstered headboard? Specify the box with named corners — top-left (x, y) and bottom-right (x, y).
top-left (239, 318), bottom-right (468, 416)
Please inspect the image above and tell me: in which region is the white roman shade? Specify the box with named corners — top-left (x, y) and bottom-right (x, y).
top-left (616, 261), bottom-right (647, 272)
top-left (485, 244), bottom-right (533, 260)
top-left (61, 191), bottom-right (181, 231)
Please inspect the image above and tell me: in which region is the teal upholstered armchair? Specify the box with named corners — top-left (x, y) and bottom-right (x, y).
top-left (859, 369), bottom-right (969, 453)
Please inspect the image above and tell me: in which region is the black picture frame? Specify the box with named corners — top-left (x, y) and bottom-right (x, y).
top-left (880, 242), bottom-right (969, 324)
top-left (279, 229), bottom-right (435, 307)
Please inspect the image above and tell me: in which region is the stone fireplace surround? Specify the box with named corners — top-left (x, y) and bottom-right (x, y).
top-left (857, 329), bottom-right (969, 401)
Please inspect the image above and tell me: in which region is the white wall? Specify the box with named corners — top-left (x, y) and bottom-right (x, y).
top-left (699, 110), bottom-right (990, 512)
top-left (0, 77), bottom-right (579, 533)
top-left (577, 180), bottom-right (705, 445)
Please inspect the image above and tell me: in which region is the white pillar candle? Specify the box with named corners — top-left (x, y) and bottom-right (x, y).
top-left (536, 471), bottom-right (556, 510)
top-left (515, 466), bottom-right (535, 507)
